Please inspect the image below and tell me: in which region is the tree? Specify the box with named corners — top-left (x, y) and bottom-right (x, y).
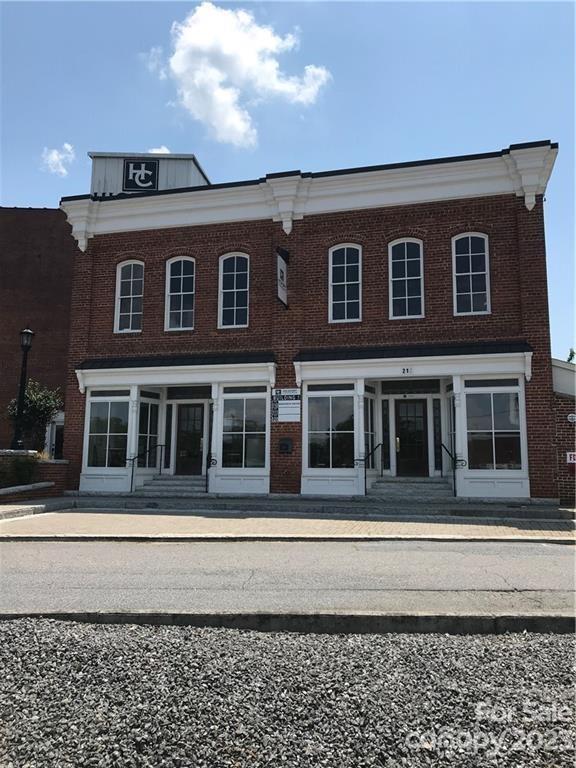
top-left (567, 348), bottom-right (575, 364)
top-left (7, 380), bottom-right (63, 451)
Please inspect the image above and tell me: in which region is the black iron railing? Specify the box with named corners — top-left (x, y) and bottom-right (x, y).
top-left (355, 442), bottom-right (384, 495)
top-left (441, 442), bottom-right (466, 497)
top-left (128, 443), bottom-right (165, 493)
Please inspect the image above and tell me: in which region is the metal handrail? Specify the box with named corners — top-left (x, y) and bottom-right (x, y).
top-left (441, 442), bottom-right (467, 498)
top-left (355, 442), bottom-right (384, 495)
top-left (128, 443), bottom-right (165, 493)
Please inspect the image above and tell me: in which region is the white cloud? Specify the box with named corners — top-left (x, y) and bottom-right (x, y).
top-left (147, 145), bottom-right (171, 154)
top-left (41, 143), bottom-right (75, 177)
top-left (148, 2), bottom-right (330, 148)
top-left (144, 46), bottom-right (167, 80)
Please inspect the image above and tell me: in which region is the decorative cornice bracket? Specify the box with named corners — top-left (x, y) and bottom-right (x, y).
top-left (504, 145), bottom-right (558, 211)
top-left (261, 175), bottom-right (309, 235)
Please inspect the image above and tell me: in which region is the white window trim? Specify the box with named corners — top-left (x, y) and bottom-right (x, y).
top-left (219, 389), bottom-right (270, 473)
top-left (164, 256), bottom-right (196, 332)
top-left (388, 238), bottom-right (425, 320)
top-left (328, 243), bottom-right (362, 324)
top-left (218, 252), bottom-right (250, 329)
top-left (83, 390), bottom-right (131, 472)
top-left (452, 232), bottom-right (491, 316)
top-left (114, 259), bottom-right (144, 334)
top-left (303, 383), bottom-right (357, 473)
top-left (462, 377), bottom-right (527, 476)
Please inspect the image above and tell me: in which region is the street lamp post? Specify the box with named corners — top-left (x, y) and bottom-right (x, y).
top-left (10, 328), bottom-right (35, 450)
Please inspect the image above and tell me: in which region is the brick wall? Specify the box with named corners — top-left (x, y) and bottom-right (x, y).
top-left (0, 209), bottom-right (76, 448)
top-left (63, 193), bottom-right (555, 496)
top-left (554, 393), bottom-right (576, 506)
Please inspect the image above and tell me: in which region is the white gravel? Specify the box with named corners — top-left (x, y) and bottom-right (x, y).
top-left (0, 619), bottom-right (574, 767)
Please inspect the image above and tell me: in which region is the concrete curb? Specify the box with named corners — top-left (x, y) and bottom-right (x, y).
top-left (0, 611), bottom-right (573, 635)
top-left (0, 533), bottom-right (574, 545)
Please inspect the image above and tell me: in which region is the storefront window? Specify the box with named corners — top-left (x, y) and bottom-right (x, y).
top-left (466, 391), bottom-right (521, 470)
top-left (308, 395), bottom-right (355, 469)
top-left (138, 401), bottom-right (159, 468)
top-left (87, 400), bottom-right (129, 468)
top-left (364, 397), bottom-right (375, 469)
top-left (222, 397), bottom-right (266, 468)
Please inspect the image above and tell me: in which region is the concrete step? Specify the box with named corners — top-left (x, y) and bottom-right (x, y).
top-left (144, 480), bottom-right (206, 487)
top-left (69, 494), bottom-right (573, 521)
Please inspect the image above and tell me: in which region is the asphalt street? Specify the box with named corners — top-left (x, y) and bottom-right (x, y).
top-left (0, 540), bottom-right (573, 615)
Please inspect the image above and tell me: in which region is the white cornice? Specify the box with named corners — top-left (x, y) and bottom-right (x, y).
top-left (61, 144), bottom-right (558, 252)
top-left (294, 352), bottom-right (532, 384)
top-left (75, 361), bottom-right (276, 393)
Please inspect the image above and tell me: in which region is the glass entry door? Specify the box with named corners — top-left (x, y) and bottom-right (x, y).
top-left (395, 400), bottom-right (428, 476)
top-left (176, 404), bottom-right (204, 475)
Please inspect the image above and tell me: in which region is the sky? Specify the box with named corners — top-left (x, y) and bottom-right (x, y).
top-left (1, 1), bottom-right (574, 357)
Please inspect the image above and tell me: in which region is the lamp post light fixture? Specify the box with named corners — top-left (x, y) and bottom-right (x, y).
top-left (10, 328), bottom-right (35, 450)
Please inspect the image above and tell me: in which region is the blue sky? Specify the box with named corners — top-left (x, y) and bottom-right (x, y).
top-left (1, 1), bottom-right (573, 357)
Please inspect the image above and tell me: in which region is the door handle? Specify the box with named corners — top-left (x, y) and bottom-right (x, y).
top-left (396, 437), bottom-right (400, 453)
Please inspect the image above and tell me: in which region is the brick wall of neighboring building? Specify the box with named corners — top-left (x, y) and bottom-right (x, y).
top-left (62, 193), bottom-right (555, 496)
top-left (554, 393), bottom-right (576, 506)
top-left (0, 209), bottom-right (77, 448)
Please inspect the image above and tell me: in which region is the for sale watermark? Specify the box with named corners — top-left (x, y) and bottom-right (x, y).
top-left (405, 699), bottom-right (575, 757)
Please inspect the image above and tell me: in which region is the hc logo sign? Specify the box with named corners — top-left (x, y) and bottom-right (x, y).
top-left (122, 159), bottom-right (159, 192)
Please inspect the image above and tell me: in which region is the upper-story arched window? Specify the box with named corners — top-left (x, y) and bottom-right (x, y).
top-left (114, 260), bottom-right (144, 333)
top-left (165, 256), bottom-right (195, 331)
top-left (219, 253), bottom-right (249, 328)
top-left (452, 233), bottom-right (490, 315)
top-left (388, 238), bottom-right (424, 319)
top-left (328, 244), bottom-right (361, 323)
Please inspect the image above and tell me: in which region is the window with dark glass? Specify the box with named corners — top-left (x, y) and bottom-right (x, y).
top-left (220, 254), bottom-right (249, 327)
top-left (389, 240), bottom-right (423, 318)
top-left (453, 235), bottom-right (490, 314)
top-left (364, 397), bottom-right (375, 469)
top-left (116, 262), bottom-right (144, 332)
top-left (308, 395), bottom-right (355, 469)
top-left (87, 401), bottom-right (129, 468)
top-left (330, 245), bottom-right (361, 322)
top-left (222, 397), bottom-right (266, 468)
top-left (433, 398), bottom-right (442, 471)
top-left (466, 391), bottom-right (521, 470)
top-left (138, 401), bottom-right (159, 467)
top-left (381, 400), bottom-right (390, 470)
top-left (166, 258), bottom-right (194, 330)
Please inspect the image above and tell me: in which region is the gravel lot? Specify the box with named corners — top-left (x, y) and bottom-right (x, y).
top-left (0, 620), bottom-right (574, 767)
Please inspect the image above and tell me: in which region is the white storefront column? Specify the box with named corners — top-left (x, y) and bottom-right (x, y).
top-left (354, 378), bottom-right (366, 494)
top-left (208, 383), bottom-right (221, 492)
top-left (126, 385), bottom-right (140, 492)
top-left (451, 375), bottom-right (465, 496)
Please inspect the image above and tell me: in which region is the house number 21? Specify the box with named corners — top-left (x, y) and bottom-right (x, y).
top-left (401, 367), bottom-right (413, 375)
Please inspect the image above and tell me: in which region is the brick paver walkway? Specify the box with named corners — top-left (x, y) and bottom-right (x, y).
top-left (0, 510), bottom-right (573, 542)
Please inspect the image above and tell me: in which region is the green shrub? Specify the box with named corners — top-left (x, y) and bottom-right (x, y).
top-left (0, 456), bottom-right (39, 488)
top-left (7, 380), bottom-right (63, 451)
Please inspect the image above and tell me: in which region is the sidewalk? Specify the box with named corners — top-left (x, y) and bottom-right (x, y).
top-left (0, 508), bottom-right (574, 543)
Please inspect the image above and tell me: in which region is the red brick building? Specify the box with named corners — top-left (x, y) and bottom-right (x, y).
top-left (59, 142), bottom-right (562, 499)
top-left (0, 208), bottom-right (77, 452)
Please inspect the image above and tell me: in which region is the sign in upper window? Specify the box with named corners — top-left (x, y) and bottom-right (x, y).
top-left (122, 159), bottom-right (159, 192)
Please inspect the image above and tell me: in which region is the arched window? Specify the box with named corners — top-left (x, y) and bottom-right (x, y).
top-left (329, 244), bottom-right (361, 322)
top-left (114, 260), bottom-right (144, 332)
top-left (388, 239), bottom-right (424, 318)
top-left (452, 233), bottom-right (491, 315)
top-left (165, 256), bottom-right (195, 331)
top-left (219, 253), bottom-right (249, 328)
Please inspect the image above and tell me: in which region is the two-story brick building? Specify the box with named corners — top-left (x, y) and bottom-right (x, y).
top-left (60, 141), bottom-right (559, 499)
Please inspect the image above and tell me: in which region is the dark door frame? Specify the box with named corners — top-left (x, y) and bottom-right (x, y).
top-left (169, 400), bottom-right (208, 476)
top-left (394, 398), bottom-right (429, 477)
